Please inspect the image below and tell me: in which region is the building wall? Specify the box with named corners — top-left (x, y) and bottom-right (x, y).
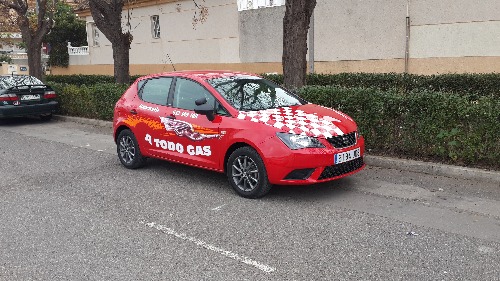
top-left (59, 0), bottom-right (500, 76)
top-left (77, 0), bottom-right (239, 66)
top-left (239, 6), bottom-right (284, 63)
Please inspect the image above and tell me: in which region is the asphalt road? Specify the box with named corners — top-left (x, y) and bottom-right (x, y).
top-left (0, 118), bottom-right (499, 281)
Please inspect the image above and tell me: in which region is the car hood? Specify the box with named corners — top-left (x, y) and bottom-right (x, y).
top-left (236, 104), bottom-right (357, 138)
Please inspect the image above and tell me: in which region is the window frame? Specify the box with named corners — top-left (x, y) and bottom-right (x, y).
top-left (151, 15), bottom-right (161, 39)
top-left (90, 23), bottom-right (100, 47)
top-left (169, 77), bottom-right (230, 115)
top-left (138, 76), bottom-right (175, 106)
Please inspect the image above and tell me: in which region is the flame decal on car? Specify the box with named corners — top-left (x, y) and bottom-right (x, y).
top-left (160, 116), bottom-right (221, 141)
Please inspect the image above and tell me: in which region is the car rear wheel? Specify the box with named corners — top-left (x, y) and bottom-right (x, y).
top-left (227, 147), bottom-right (272, 199)
top-left (117, 129), bottom-right (146, 169)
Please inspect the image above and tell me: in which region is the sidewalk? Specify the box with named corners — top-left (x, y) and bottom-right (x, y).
top-left (54, 115), bottom-right (500, 185)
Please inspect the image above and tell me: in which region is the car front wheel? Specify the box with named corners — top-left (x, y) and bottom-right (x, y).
top-left (227, 147), bottom-right (272, 199)
top-left (117, 129), bottom-right (146, 169)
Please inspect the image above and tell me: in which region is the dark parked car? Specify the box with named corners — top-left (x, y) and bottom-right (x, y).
top-left (0, 75), bottom-right (58, 120)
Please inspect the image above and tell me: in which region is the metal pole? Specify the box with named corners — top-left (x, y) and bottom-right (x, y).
top-left (405, 0), bottom-right (410, 73)
top-left (309, 10), bottom-right (315, 73)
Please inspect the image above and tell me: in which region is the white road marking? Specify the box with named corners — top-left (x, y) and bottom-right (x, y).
top-left (211, 204), bottom-right (226, 211)
top-left (141, 221), bottom-right (276, 273)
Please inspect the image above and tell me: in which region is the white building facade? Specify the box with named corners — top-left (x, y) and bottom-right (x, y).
top-left (54, 0), bottom-right (500, 76)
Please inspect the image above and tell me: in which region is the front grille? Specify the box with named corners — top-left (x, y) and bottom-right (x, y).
top-left (327, 132), bottom-right (357, 149)
top-left (318, 157), bottom-right (364, 180)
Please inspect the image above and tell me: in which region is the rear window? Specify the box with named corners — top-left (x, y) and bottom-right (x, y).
top-left (0, 76), bottom-right (44, 90)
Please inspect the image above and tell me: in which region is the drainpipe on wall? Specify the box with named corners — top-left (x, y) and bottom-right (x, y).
top-left (405, 0), bottom-right (411, 73)
top-left (309, 10), bottom-right (315, 73)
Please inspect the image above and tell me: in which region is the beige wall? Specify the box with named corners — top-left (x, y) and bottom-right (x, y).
top-left (315, 0), bottom-right (407, 62)
top-left (410, 21), bottom-right (500, 58)
top-left (410, 0), bottom-right (500, 25)
top-left (0, 64), bottom-right (29, 75)
top-left (51, 62), bottom-right (282, 76)
top-left (57, 56), bottom-right (500, 76)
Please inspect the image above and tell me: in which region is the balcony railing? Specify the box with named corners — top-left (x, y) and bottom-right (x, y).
top-left (67, 42), bottom-right (89, 55)
top-left (238, 0), bottom-right (285, 11)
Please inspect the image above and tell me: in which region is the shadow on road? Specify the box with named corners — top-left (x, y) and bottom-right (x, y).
top-left (145, 158), bottom-right (355, 201)
top-left (0, 116), bottom-right (52, 126)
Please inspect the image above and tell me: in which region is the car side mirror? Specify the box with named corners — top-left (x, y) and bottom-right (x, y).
top-left (195, 97), bottom-right (207, 106)
top-left (194, 97), bottom-right (215, 121)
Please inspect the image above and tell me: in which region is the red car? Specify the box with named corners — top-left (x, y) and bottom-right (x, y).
top-left (113, 71), bottom-right (365, 198)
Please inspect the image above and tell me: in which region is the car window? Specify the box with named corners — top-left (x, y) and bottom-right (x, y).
top-left (173, 78), bottom-right (215, 111)
top-left (207, 76), bottom-right (303, 111)
top-left (139, 77), bottom-right (172, 105)
top-left (0, 75), bottom-right (44, 89)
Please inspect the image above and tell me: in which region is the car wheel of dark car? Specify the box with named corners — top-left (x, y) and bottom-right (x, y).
top-left (40, 113), bottom-right (53, 121)
top-left (117, 129), bottom-right (147, 169)
top-left (227, 146), bottom-right (272, 199)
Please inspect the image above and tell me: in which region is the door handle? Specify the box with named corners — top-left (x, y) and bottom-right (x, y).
top-left (130, 109), bottom-right (137, 115)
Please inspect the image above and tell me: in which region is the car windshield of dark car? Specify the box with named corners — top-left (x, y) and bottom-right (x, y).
top-left (207, 76), bottom-right (304, 111)
top-left (0, 76), bottom-right (44, 90)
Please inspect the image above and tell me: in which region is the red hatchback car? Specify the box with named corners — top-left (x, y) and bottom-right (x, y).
top-left (113, 71), bottom-right (365, 198)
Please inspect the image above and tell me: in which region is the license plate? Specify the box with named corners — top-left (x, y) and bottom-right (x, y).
top-left (21, 94), bottom-right (41, 101)
top-left (334, 147), bottom-right (361, 165)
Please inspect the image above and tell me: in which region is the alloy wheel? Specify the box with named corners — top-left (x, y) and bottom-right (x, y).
top-left (231, 155), bottom-right (259, 192)
top-left (119, 135), bottom-right (136, 164)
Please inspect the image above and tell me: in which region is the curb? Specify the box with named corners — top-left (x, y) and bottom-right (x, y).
top-left (54, 115), bottom-right (500, 185)
top-left (364, 155), bottom-right (500, 185)
top-left (54, 114), bottom-right (112, 128)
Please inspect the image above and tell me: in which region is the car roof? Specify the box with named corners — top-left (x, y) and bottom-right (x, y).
top-left (140, 70), bottom-right (261, 82)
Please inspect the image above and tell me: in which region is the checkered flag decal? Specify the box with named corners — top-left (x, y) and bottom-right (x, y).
top-left (237, 107), bottom-right (345, 138)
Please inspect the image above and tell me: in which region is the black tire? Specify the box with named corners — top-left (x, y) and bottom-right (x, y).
top-left (40, 113), bottom-right (53, 121)
top-left (117, 129), bottom-right (147, 169)
top-left (227, 146), bottom-right (272, 199)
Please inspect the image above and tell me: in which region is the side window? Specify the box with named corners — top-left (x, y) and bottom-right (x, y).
top-left (139, 77), bottom-right (173, 106)
top-left (173, 78), bottom-right (215, 111)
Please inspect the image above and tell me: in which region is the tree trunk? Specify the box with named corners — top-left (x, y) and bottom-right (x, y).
top-left (89, 0), bottom-right (131, 84)
top-left (27, 42), bottom-right (43, 78)
top-left (282, 0), bottom-right (316, 90)
top-left (112, 37), bottom-right (130, 84)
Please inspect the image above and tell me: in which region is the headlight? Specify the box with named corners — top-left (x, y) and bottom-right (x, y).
top-left (276, 132), bottom-right (325, 150)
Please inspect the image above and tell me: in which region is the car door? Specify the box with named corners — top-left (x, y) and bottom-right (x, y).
top-left (133, 76), bottom-right (175, 158)
top-left (161, 77), bottom-right (223, 170)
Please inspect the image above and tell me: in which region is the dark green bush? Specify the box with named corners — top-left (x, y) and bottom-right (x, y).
top-left (49, 82), bottom-right (128, 120)
top-left (46, 74), bottom-right (142, 85)
top-left (299, 86), bottom-right (500, 169)
top-left (262, 73), bottom-right (500, 97)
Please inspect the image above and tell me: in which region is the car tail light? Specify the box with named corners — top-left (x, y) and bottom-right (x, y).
top-left (44, 91), bottom-right (57, 99)
top-left (0, 93), bottom-right (19, 102)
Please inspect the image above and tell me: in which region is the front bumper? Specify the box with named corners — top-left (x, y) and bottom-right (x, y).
top-left (262, 135), bottom-right (366, 185)
top-left (0, 101), bottom-right (58, 118)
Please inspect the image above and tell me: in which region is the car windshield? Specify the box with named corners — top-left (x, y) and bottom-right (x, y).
top-left (0, 76), bottom-right (44, 90)
top-left (207, 76), bottom-right (304, 111)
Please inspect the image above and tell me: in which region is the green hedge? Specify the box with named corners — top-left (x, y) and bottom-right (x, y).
top-left (47, 73), bottom-right (500, 98)
top-left (262, 73), bottom-right (500, 97)
top-left (49, 82), bottom-right (128, 120)
top-left (299, 86), bottom-right (500, 169)
top-left (46, 74), bottom-right (142, 85)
